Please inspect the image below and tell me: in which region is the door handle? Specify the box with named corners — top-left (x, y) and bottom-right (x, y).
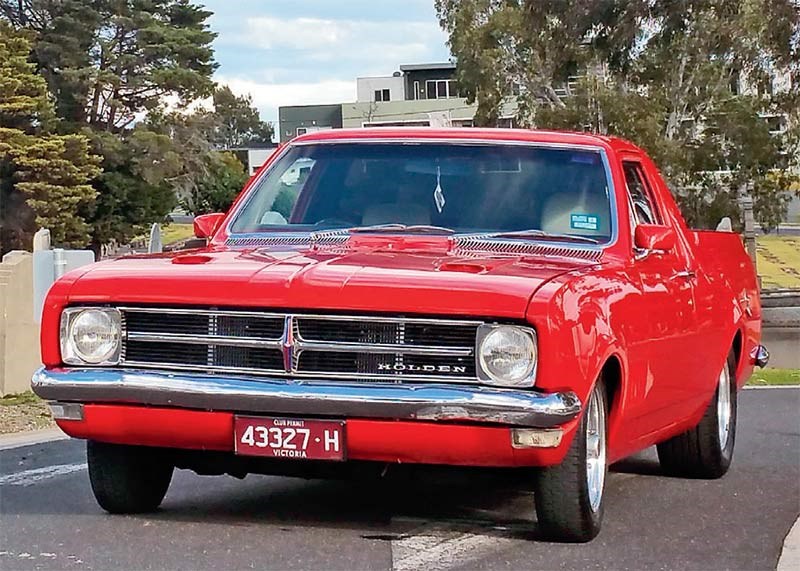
top-left (672, 270), bottom-right (696, 280)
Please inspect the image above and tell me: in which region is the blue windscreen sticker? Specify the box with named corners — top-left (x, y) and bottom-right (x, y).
top-left (570, 213), bottom-right (599, 231)
top-left (570, 153), bottom-right (598, 164)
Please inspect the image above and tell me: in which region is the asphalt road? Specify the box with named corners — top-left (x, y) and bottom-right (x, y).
top-left (1, 388), bottom-right (798, 571)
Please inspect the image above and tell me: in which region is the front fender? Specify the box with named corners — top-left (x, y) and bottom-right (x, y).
top-left (526, 268), bottom-right (633, 453)
top-left (527, 268), bottom-right (630, 398)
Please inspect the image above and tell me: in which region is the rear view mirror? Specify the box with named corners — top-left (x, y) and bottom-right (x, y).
top-left (193, 213), bottom-right (225, 239)
top-left (634, 224), bottom-right (676, 252)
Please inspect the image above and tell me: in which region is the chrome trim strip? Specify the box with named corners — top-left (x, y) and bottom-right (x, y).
top-left (293, 340), bottom-right (473, 357)
top-left (118, 307), bottom-right (483, 327)
top-left (290, 137), bottom-right (608, 152)
top-left (120, 307), bottom-right (288, 320)
top-left (115, 360), bottom-right (477, 384)
top-left (224, 137), bottom-right (619, 251)
top-left (295, 314), bottom-right (485, 326)
top-left (127, 332), bottom-right (283, 349)
top-left (32, 367), bottom-right (581, 428)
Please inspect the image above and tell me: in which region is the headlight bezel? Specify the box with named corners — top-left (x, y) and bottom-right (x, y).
top-left (60, 307), bottom-right (123, 366)
top-left (476, 324), bottom-right (538, 388)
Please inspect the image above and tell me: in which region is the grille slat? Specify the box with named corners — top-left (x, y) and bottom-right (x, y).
top-left (119, 308), bottom-right (480, 382)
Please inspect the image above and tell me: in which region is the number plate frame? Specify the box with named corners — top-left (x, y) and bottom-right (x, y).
top-left (234, 416), bottom-right (346, 461)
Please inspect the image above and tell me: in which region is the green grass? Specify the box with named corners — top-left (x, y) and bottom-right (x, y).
top-left (161, 223), bottom-right (195, 246)
top-left (757, 235), bottom-right (800, 289)
top-left (746, 368), bottom-right (800, 386)
top-left (0, 391), bottom-right (41, 406)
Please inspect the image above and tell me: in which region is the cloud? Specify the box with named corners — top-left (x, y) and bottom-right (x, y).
top-left (239, 16), bottom-right (448, 67)
top-left (217, 77), bottom-right (356, 123)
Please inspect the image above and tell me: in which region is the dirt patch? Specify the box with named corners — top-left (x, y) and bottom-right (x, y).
top-left (0, 399), bottom-right (55, 434)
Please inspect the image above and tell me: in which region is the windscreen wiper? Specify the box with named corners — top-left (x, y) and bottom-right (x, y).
top-left (348, 224), bottom-right (456, 235)
top-left (475, 229), bottom-right (600, 244)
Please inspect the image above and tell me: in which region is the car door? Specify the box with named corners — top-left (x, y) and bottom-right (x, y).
top-left (622, 158), bottom-right (700, 434)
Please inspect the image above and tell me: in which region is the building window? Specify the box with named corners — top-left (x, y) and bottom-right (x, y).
top-left (363, 120), bottom-right (430, 128)
top-left (296, 127), bottom-right (308, 136)
top-left (763, 114), bottom-right (787, 134)
top-left (413, 81), bottom-right (420, 100)
top-left (374, 88), bottom-right (391, 102)
top-left (496, 117), bottom-right (514, 129)
top-left (425, 79), bottom-right (459, 99)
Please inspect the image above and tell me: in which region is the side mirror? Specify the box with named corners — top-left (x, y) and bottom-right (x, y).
top-left (193, 213), bottom-right (225, 239)
top-left (634, 224), bottom-right (676, 252)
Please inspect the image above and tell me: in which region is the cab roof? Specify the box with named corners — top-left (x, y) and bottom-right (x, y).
top-left (290, 127), bottom-right (642, 153)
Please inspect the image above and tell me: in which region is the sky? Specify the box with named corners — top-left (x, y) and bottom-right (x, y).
top-left (200, 0), bottom-right (452, 127)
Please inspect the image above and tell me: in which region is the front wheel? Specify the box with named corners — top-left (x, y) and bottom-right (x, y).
top-left (657, 353), bottom-right (737, 479)
top-left (87, 441), bottom-right (174, 514)
top-left (534, 378), bottom-right (608, 542)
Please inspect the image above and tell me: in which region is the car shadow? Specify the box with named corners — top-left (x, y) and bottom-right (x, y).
top-left (142, 467), bottom-right (544, 540)
top-left (5, 453), bottom-right (669, 542)
top-left (610, 452), bottom-right (665, 477)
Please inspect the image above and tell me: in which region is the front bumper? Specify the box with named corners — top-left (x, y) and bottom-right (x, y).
top-left (32, 367), bottom-right (581, 428)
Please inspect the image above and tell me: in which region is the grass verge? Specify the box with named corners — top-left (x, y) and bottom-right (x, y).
top-left (746, 368), bottom-right (800, 386)
top-left (0, 391), bottom-right (41, 406)
top-left (0, 391), bottom-right (54, 434)
top-left (161, 223), bottom-right (195, 246)
top-left (757, 235), bottom-right (800, 289)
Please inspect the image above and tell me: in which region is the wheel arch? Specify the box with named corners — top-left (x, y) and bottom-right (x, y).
top-left (595, 354), bottom-right (623, 450)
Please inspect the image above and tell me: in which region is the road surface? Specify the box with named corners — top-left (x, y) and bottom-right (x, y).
top-left (1, 388), bottom-right (798, 571)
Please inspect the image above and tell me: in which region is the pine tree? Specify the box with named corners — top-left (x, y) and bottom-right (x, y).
top-left (1, 0), bottom-right (219, 250)
top-left (0, 21), bottom-right (100, 253)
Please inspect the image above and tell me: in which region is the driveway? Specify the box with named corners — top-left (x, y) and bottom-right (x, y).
top-left (1, 388), bottom-right (798, 570)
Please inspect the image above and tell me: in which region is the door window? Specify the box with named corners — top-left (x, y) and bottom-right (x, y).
top-left (623, 162), bottom-right (662, 226)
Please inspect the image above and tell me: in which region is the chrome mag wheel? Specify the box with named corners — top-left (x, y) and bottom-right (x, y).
top-left (585, 387), bottom-right (607, 512)
top-left (717, 363), bottom-right (732, 450)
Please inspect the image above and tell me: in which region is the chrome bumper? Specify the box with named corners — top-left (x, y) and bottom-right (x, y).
top-left (31, 367), bottom-right (581, 428)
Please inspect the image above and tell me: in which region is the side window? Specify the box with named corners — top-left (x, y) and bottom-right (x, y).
top-left (623, 162), bottom-right (661, 226)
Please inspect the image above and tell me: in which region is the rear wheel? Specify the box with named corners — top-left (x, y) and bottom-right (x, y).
top-left (87, 441), bottom-right (173, 514)
top-left (534, 378), bottom-right (607, 542)
top-left (657, 353), bottom-right (737, 479)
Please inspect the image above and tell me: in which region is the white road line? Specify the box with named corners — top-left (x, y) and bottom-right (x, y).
top-left (391, 525), bottom-right (519, 571)
top-left (0, 463), bottom-right (86, 486)
top-left (778, 516), bottom-right (800, 571)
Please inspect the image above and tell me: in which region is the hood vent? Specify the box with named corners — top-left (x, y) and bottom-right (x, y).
top-left (226, 233), bottom-right (602, 261)
top-left (454, 237), bottom-right (603, 261)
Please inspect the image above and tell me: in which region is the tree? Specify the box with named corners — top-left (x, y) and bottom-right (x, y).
top-left (2, 0), bottom-right (218, 131)
top-left (436, 0), bottom-right (800, 230)
top-left (211, 86), bottom-right (274, 148)
top-left (179, 151), bottom-right (248, 215)
top-left (0, 22), bottom-right (100, 253)
top-left (2, 0), bottom-right (219, 250)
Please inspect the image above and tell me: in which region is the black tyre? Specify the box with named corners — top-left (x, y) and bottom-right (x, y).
top-left (534, 378), bottom-right (608, 542)
top-left (87, 441), bottom-right (174, 514)
top-left (657, 353), bottom-right (737, 479)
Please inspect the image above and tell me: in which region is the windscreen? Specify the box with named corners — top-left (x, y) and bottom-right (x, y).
top-left (229, 142), bottom-right (613, 242)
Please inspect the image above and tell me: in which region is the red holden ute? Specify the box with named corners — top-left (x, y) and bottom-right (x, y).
top-left (33, 128), bottom-right (768, 542)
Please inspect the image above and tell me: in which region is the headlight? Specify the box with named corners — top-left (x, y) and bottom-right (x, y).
top-left (477, 325), bottom-right (537, 387)
top-left (60, 308), bottom-right (122, 365)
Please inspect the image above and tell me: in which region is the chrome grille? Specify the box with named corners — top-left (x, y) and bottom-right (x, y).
top-left (119, 308), bottom-right (481, 382)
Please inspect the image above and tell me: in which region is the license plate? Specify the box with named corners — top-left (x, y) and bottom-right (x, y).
top-left (234, 417), bottom-right (346, 461)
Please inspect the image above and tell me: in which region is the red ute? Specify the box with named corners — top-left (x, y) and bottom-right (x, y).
top-left (33, 128), bottom-right (767, 542)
